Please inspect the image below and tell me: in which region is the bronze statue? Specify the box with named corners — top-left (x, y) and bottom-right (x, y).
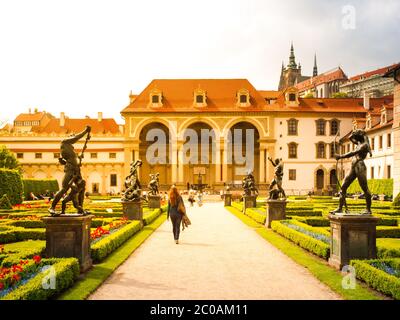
top-left (242, 171), bottom-right (259, 196)
top-left (332, 129), bottom-right (372, 214)
top-left (148, 173), bottom-right (160, 195)
top-left (268, 157), bottom-right (286, 199)
top-left (48, 126), bottom-right (91, 216)
top-left (122, 159), bottom-right (143, 201)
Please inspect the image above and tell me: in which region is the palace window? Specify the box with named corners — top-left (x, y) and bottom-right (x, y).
top-left (109, 152), bottom-right (117, 159)
top-left (370, 137), bottom-right (375, 151)
top-left (330, 143), bottom-right (339, 158)
top-left (371, 167), bottom-right (374, 179)
top-left (316, 119), bottom-right (326, 136)
top-left (196, 95), bottom-right (204, 103)
top-left (287, 118), bottom-right (298, 136)
top-left (316, 142), bottom-right (326, 159)
top-left (379, 136), bottom-right (383, 149)
top-left (53, 153), bottom-right (60, 159)
top-left (110, 174), bottom-right (117, 187)
top-left (289, 169), bottom-right (296, 181)
top-left (330, 119), bottom-right (340, 135)
top-left (288, 142), bottom-right (298, 159)
top-left (149, 88), bottom-right (163, 108)
top-left (388, 133), bottom-right (392, 148)
top-left (35, 153), bottom-right (42, 159)
top-left (16, 153), bottom-right (23, 159)
top-left (387, 165), bottom-right (391, 179)
top-left (151, 95), bottom-right (159, 103)
top-left (236, 88), bottom-right (250, 107)
top-left (289, 93), bottom-right (296, 101)
top-left (90, 153), bottom-right (98, 159)
top-left (193, 88), bottom-right (207, 107)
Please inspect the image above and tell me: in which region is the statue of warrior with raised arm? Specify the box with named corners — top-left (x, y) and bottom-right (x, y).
top-left (268, 157), bottom-right (286, 200)
top-left (148, 173), bottom-right (160, 196)
top-left (122, 159), bottom-right (143, 201)
top-left (48, 126), bottom-right (91, 216)
top-left (331, 129), bottom-right (372, 214)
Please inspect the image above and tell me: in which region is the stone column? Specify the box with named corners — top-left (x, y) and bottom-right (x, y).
top-left (43, 215), bottom-right (94, 272)
top-left (222, 148), bottom-right (228, 182)
top-left (259, 147), bottom-right (266, 183)
top-left (178, 143), bottom-right (184, 184)
top-left (328, 214), bottom-right (379, 270)
top-left (215, 149), bottom-right (222, 183)
top-left (171, 144), bottom-right (178, 184)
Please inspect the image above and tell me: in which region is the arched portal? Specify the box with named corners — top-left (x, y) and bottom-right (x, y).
top-left (227, 122), bottom-right (260, 185)
top-left (329, 169), bottom-right (338, 192)
top-left (181, 122), bottom-right (217, 189)
top-left (316, 169), bottom-right (325, 191)
top-left (139, 122), bottom-right (170, 188)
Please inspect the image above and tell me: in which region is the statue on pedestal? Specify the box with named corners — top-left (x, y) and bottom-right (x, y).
top-left (148, 173), bottom-right (160, 195)
top-left (268, 157), bottom-right (286, 200)
top-left (122, 160), bottom-right (143, 202)
top-left (48, 126), bottom-right (91, 216)
top-left (331, 129), bottom-right (372, 214)
top-left (242, 171), bottom-right (259, 196)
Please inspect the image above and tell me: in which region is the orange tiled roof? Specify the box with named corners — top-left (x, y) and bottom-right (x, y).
top-left (33, 118), bottom-right (121, 134)
top-left (349, 63), bottom-right (400, 81)
top-left (15, 111), bottom-right (53, 122)
top-left (121, 79), bottom-right (268, 113)
top-left (258, 90), bottom-right (281, 99)
top-left (295, 67), bottom-right (347, 91)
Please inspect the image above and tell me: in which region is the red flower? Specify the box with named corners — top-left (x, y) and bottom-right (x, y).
top-left (33, 255), bottom-right (41, 264)
top-left (0, 282), bottom-right (4, 290)
top-left (11, 274), bottom-right (21, 283)
top-left (12, 265), bottom-right (23, 273)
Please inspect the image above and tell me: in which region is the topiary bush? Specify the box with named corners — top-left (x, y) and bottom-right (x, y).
top-left (0, 194), bottom-right (12, 209)
top-left (0, 168), bottom-right (23, 205)
top-left (22, 179), bottom-right (59, 200)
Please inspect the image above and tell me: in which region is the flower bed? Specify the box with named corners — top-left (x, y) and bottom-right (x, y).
top-left (90, 218), bottom-right (129, 244)
top-left (1, 257), bottom-right (79, 300)
top-left (271, 220), bottom-right (330, 259)
top-left (350, 258), bottom-right (400, 300)
top-left (0, 240), bottom-right (45, 267)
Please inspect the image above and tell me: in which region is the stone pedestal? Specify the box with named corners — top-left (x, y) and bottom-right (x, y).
top-left (43, 214), bottom-right (93, 272)
top-left (148, 195), bottom-right (161, 209)
top-left (328, 214), bottom-right (379, 270)
top-left (243, 195), bottom-right (257, 210)
top-left (224, 193), bottom-right (232, 206)
top-left (122, 200), bottom-right (143, 221)
top-left (265, 199), bottom-right (287, 228)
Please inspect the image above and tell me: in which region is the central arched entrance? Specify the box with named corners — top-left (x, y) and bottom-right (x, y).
top-left (227, 122), bottom-right (260, 186)
top-left (139, 122), bottom-right (170, 189)
top-left (182, 122), bottom-right (216, 189)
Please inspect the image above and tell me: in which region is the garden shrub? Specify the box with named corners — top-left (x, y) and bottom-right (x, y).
top-left (376, 227), bottom-right (400, 238)
top-left (1, 240), bottom-right (46, 267)
top-left (271, 220), bottom-right (330, 259)
top-left (347, 179), bottom-right (393, 197)
top-left (1, 258), bottom-right (80, 300)
top-left (143, 208), bottom-right (162, 226)
top-left (291, 216), bottom-right (330, 227)
top-left (0, 226), bottom-right (45, 243)
top-left (91, 221), bottom-right (142, 263)
top-left (0, 168), bottom-right (23, 205)
top-left (245, 208), bottom-right (266, 224)
top-left (0, 194), bottom-right (12, 210)
top-left (350, 259), bottom-right (400, 300)
top-left (377, 241), bottom-right (400, 259)
top-left (22, 179), bottom-right (59, 200)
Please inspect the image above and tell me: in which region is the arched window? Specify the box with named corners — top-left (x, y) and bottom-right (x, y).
top-left (288, 142), bottom-right (298, 159)
top-left (316, 142), bottom-right (326, 158)
top-left (316, 119), bottom-right (326, 136)
top-left (330, 119), bottom-right (340, 135)
top-left (287, 118), bottom-right (298, 135)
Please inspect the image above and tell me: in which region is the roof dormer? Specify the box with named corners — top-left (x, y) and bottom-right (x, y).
top-left (193, 88), bottom-right (207, 107)
top-left (236, 88), bottom-right (251, 107)
top-left (148, 88), bottom-right (163, 108)
top-left (284, 87), bottom-right (299, 106)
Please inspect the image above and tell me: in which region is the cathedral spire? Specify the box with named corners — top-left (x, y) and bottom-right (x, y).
top-left (288, 42), bottom-right (297, 69)
top-left (313, 53), bottom-right (318, 77)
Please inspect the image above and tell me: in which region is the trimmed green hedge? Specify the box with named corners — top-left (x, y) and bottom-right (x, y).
top-left (0, 168), bottom-right (23, 205)
top-left (0, 194), bottom-right (12, 209)
top-left (1, 258), bottom-right (80, 300)
top-left (0, 226), bottom-right (45, 243)
top-left (0, 240), bottom-right (46, 267)
top-left (143, 208), bottom-right (162, 225)
top-left (271, 220), bottom-right (330, 259)
top-left (377, 227), bottom-right (400, 238)
top-left (91, 221), bottom-right (142, 263)
top-left (347, 178), bottom-right (393, 197)
top-left (23, 179), bottom-right (59, 200)
top-left (245, 208), bottom-right (266, 224)
top-left (351, 259), bottom-right (400, 300)
top-left (291, 216), bottom-right (330, 227)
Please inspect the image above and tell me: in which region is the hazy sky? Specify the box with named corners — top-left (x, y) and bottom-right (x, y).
top-left (0, 0), bottom-right (399, 125)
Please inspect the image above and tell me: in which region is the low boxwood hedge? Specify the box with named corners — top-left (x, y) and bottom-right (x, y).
top-left (291, 216), bottom-right (330, 227)
top-left (91, 221), bottom-right (142, 263)
top-left (245, 208), bottom-right (266, 225)
top-left (0, 226), bottom-right (45, 243)
top-left (350, 258), bottom-right (400, 300)
top-left (271, 220), bottom-right (330, 259)
top-left (377, 227), bottom-right (400, 238)
top-left (22, 179), bottom-right (59, 200)
top-left (143, 208), bottom-right (162, 226)
top-left (1, 258), bottom-right (80, 300)
top-left (1, 240), bottom-right (46, 267)
top-left (286, 210), bottom-right (323, 217)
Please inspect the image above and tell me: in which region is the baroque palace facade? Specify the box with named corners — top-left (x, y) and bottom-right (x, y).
top-left (1, 74), bottom-right (397, 196)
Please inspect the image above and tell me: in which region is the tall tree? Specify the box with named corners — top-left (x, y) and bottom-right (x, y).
top-left (0, 145), bottom-right (21, 172)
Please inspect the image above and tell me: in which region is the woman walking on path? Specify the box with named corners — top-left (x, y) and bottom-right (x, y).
top-left (167, 186), bottom-right (185, 244)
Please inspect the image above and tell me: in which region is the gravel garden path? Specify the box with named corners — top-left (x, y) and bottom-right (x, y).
top-left (89, 202), bottom-right (341, 300)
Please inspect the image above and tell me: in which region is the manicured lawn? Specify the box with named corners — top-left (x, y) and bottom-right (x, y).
top-left (58, 213), bottom-right (167, 300)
